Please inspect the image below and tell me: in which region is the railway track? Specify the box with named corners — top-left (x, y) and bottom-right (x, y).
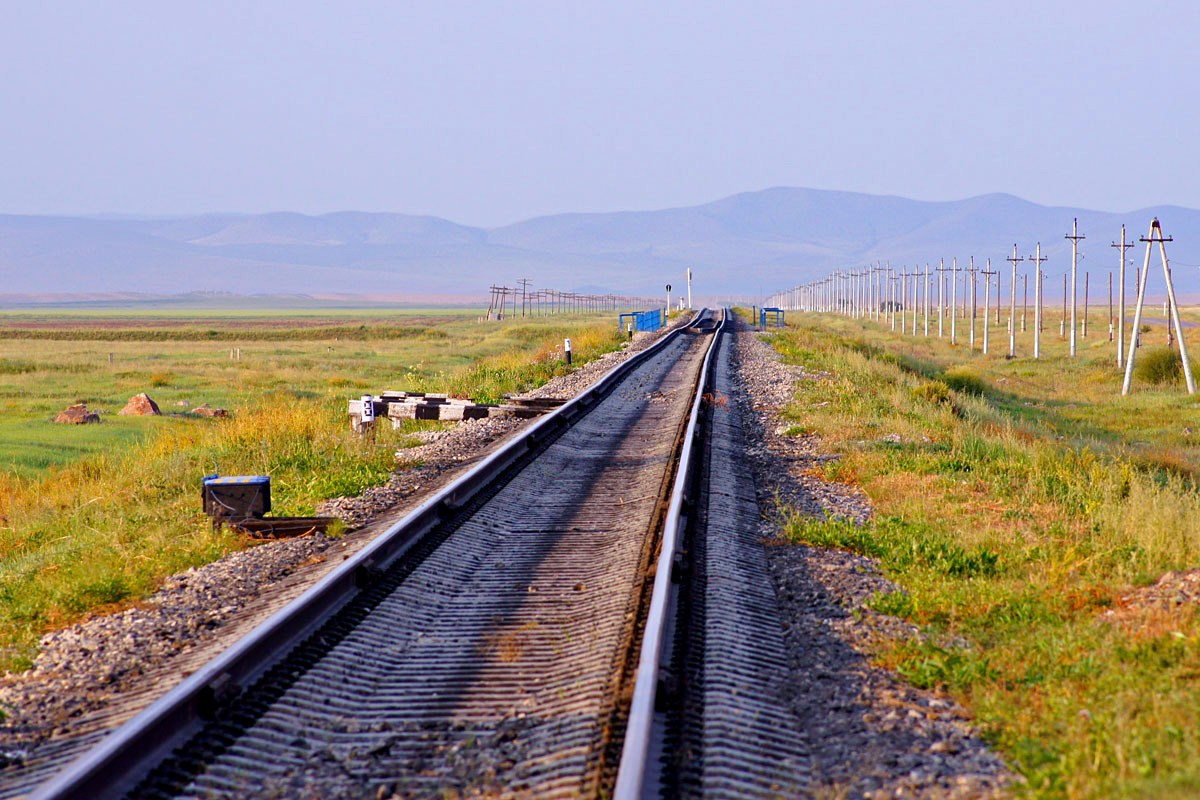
top-left (30, 310), bottom-right (729, 799)
top-left (615, 315), bottom-right (811, 798)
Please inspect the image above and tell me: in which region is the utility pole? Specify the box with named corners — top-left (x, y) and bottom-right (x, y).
top-left (950, 257), bottom-right (959, 344)
top-left (995, 268), bottom-right (1002, 324)
top-left (1107, 271), bottom-right (1114, 342)
top-left (518, 277), bottom-right (532, 317)
top-left (1031, 243), bottom-right (1046, 358)
top-left (1083, 272), bottom-right (1089, 338)
top-left (968, 256), bottom-right (978, 349)
top-left (686, 268), bottom-right (693, 309)
top-left (982, 258), bottom-right (996, 354)
top-left (907, 266), bottom-right (916, 335)
top-left (889, 265), bottom-right (899, 331)
top-left (1112, 225), bottom-right (1133, 368)
top-left (1123, 218), bottom-right (1195, 394)
top-left (924, 263), bottom-right (931, 336)
top-left (937, 258), bottom-right (946, 337)
top-left (1061, 274), bottom-right (1068, 338)
top-left (1007, 245), bottom-right (1023, 358)
top-left (1066, 218), bottom-right (1085, 356)
top-left (1022, 274), bottom-right (1028, 332)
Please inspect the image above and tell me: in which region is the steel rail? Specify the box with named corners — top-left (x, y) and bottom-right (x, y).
top-left (612, 308), bottom-right (727, 799)
top-left (31, 311), bottom-right (709, 800)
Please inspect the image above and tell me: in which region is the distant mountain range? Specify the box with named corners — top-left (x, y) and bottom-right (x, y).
top-left (3, 188), bottom-right (1200, 303)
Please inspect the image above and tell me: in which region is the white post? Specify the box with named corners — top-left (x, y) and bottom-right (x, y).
top-left (968, 256), bottom-right (977, 349)
top-left (923, 262), bottom-right (930, 336)
top-left (950, 257), bottom-right (958, 344)
top-left (1114, 225), bottom-right (1128, 368)
top-left (1156, 222), bottom-right (1196, 393)
top-left (1007, 244), bottom-right (1022, 358)
top-left (686, 268), bottom-right (693, 309)
top-left (1122, 221), bottom-right (1156, 395)
top-left (1033, 243), bottom-right (1044, 359)
top-left (982, 258), bottom-right (992, 354)
top-left (1067, 218), bottom-right (1084, 357)
top-left (937, 258), bottom-right (945, 337)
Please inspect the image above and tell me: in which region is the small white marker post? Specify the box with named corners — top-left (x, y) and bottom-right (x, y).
top-left (564, 338), bottom-right (573, 366)
top-left (359, 394), bottom-right (375, 434)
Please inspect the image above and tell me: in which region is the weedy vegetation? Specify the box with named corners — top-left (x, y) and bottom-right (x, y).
top-left (0, 309), bottom-right (627, 671)
top-left (761, 308), bottom-right (1200, 799)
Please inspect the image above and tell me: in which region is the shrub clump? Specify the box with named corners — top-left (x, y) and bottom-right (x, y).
top-left (941, 366), bottom-right (988, 396)
top-left (911, 380), bottom-right (951, 405)
top-left (1134, 347), bottom-right (1182, 385)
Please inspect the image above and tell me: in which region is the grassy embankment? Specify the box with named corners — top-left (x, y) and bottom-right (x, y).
top-left (0, 311), bottom-right (627, 672)
top-left (764, 308), bottom-right (1200, 799)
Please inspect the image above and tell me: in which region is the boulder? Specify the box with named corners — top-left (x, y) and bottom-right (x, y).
top-left (191, 403), bottom-right (228, 418)
top-left (118, 393), bottom-right (161, 416)
top-left (54, 403), bottom-right (100, 424)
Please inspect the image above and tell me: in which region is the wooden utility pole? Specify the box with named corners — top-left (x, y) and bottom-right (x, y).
top-left (1031, 243), bottom-right (1046, 358)
top-left (518, 277), bottom-right (532, 317)
top-left (982, 258), bottom-right (996, 354)
top-left (1066, 218), bottom-right (1085, 356)
top-left (1007, 245), bottom-right (1024, 358)
top-left (1123, 218), bottom-right (1195, 394)
top-left (1112, 225), bottom-right (1133, 367)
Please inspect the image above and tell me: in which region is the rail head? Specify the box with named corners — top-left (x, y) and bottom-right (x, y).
top-left (31, 310), bottom-right (708, 800)
top-left (612, 307), bottom-right (727, 800)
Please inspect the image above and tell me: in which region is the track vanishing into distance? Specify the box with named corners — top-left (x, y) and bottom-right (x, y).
top-left (24, 308), bottom-right (821, 799)
top-left (6, 310), bottom-right (1024, 799)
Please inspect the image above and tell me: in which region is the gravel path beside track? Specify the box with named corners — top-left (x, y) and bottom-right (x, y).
top-left (730, 320), bottom-right (1015, 799)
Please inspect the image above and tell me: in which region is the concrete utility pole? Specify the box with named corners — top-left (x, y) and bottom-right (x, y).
top-left (907, 266), bottom-right (916, 335)
top-left (950, 257), bottom-right (959, 344)
top-left (937, 258), bottom-right (946, 337)
top-left (686, 268), bottom-right (693, 309)
top-left (1083, 272), bottom-right (1089, 338)
top-left (1021, 274), bottom-right (1028, 332)
top-left (982, 258), bottom-right (996, 354)
top-left (1066, 218), bottom-right (1085, 356)
top-left (1107, 271), bottom-right (1114, 342)
top-left (1112, 225), bottom-right (1133, 368)
top-left (968, 256), bottom-right (978, 349)
top-left (924, 263), bottom-right (931, 336)
top-left (1031, 244), bottom-right (1046, 358)
top-left (995, 268), bottom-right (1002, 324)
top-left (1061, 274), bottom-right (1068, 338)
top-left (1123, 218), bottom-right (1195, 394)
top-left (1007, 245), bottom-right (1024, 358)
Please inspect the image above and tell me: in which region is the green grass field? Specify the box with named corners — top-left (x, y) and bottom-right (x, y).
top-left (761, 307), bottom-right (1200, 799)
top-left (0, 308), bottom-right (628, 672)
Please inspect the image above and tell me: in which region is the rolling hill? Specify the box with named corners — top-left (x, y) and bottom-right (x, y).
top-left (3, 188), bottom-right (1198, 302)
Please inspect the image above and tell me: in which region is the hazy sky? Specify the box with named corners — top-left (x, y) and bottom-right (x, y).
top-left (3, 1), bottom-right (1198, 227)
